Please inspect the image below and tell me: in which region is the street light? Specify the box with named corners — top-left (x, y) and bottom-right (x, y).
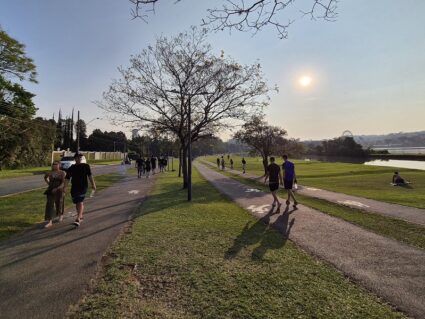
top-left (167, 89), bottom-right (211, 201)
top-left (76, 114), bottom-right (100, 152)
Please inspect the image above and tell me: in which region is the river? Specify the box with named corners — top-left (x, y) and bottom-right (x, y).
top-left (305, 155), bottom-right (425, 171)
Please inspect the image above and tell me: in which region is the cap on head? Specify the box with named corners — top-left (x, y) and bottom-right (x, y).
top-left (74, 153), bottom-right (83, 159)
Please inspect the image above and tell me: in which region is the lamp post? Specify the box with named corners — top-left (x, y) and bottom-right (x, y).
top-left (76, 115), bottom-right (100, 152)
top-left (187, 98), bottom-right (192, 201)
top-left (166, 89), bottom-right (209, 201)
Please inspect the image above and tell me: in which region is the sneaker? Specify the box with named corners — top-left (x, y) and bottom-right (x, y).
top-left (73, 218), bottom-right (82, 227)
top-left (58, 215), bottom-right (64, 222)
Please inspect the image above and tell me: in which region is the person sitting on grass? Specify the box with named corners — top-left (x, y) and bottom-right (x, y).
top-left (392, 171), bottom-right (409, 185)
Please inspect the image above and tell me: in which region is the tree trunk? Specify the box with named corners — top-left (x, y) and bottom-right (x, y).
top-left (262, 155), bottom-right (269, 175)
top-left (178, 146), bottom-right (182, 177)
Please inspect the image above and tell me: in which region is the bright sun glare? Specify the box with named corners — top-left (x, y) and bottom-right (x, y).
top-left (299, 75), bottom-right (312, 87)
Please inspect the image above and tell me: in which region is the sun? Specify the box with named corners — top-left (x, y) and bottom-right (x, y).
top-left (299, 75), bottom-right (312, 87)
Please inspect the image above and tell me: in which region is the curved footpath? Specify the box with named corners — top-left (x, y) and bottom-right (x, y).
top-left (196, 162), bottom-right (425, 319)
top-left (200, 159), bottom-right (425, 226)
top-left (0, 173), bottom-right (156, 319)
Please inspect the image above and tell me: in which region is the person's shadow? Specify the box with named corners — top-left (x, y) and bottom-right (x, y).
top-left (225, 205), bottom-right (296, 261)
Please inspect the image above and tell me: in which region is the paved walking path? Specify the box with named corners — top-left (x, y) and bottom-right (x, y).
top-left (0, 174), bottom-right (155, 319)
top-left (201, 159), bottom-right (425, 226)
top-left (196, 162), bottom-right (425, 319)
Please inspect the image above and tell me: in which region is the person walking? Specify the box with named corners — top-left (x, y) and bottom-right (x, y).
top-left (230, 158), bottom-right (234, 169)
top-left (220, 156), bottom-right (225, 170)
top-left (43, 161), bottom-right (66, 228)
top-left (242, 157), bottom-right (247, 174)
top-left (145, 158), bottom-right (151, 178)
top-left (216, 157), bottom-right (220, 169)
top-left (282, 154), bottom-right (298, 208)
top-left (264, 157), bottom-right (283, 210)
top-left (136, 157), bottom-right (145, 178)
top-left (63, 153), bottom-right (96, 227)
top-left (151, 156), bottom-right (157, 174)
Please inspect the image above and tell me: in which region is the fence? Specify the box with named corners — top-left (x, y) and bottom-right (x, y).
top-left (51, 151), bottom-right (125, 163)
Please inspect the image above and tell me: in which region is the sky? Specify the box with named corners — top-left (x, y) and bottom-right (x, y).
top-left (1, 0), bottom-right (424, 140)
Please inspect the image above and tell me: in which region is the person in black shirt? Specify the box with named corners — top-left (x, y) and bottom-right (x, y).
top-left (136, 157), bottom-right (145, 178)
top-left (216, 157), bottom-right (220, 168)
top-left (145, 158), bottom-right (151, 178)
top-left (264, 157), bottom-right (283, 209)
top-left (151, 156), bottom-right (156, 174)
top-left (242, 157), bottom-right (246, 174)
top-left (230, 158), bottom-right (234, 169)
top-left (64, 153), bottom-right (96, 227)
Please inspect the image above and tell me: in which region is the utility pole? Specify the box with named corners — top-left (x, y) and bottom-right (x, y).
top-left (76, 110), bottom-right (80, 153)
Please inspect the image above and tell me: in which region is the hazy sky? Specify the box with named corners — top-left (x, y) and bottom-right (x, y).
top-left (1, 0), bottom-right (424, 140)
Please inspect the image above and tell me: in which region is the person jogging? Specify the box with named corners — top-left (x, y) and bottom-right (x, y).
top-left (264, 157), bottom-right (282, 209)
top-left (63, 153), bottom-right (96, 227)
top-left (216, 157), bottom-right (220, 168)
top-left (220, 156), bottom-right (225, 170)
top-left (230, 158), bottom-right (234, 169)
top-left (282, 154), bottom-right (298, 208)
top-left (242, 157), bottom-right (246, 174)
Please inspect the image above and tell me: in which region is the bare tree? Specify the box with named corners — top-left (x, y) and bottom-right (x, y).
top-left (129, 0), bottom-right (338, 39)
top-left (234, 115), bottom-right (287, 174)
top-left (98, 27), bottom-right (271, 187)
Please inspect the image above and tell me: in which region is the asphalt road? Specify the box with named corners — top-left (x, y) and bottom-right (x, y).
top-left (0, 164), bottom-right (130, 197)
top-left (0, 173), bottom-right (155, 319)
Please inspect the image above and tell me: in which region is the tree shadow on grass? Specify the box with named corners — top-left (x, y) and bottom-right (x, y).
top-left (225, 206), bottom-right (296, 261)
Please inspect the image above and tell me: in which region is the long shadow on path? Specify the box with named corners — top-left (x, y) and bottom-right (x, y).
top-left (226, 206), bottom-right (296, 260)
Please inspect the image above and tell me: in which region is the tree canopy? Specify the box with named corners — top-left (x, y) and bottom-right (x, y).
top-left (99, 27), bottom-right (272, 186)
top-left (234, 115), bottom-right (287, 173)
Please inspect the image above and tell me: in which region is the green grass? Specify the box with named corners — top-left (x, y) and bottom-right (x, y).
top-left (70, 168), bottom-right (405, 319)
top-left (205, 155), bottom-right (425, 208)
top-left (208, 164), bottom-right (425, 250)
top-left (0, 173), bottom-right (126, 241)
top-left (0, 166), bottom-right (51, 179)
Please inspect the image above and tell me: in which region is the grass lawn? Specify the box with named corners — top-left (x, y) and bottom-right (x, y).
top-left (204, 156), bottom-right (425, 209)
top-left (0, 166), bottom-right (51, 179)
top-left (207, 164), bottom-right (425, 250)
top-left (70, 168), bottom-right (405, 319)
top-left (0, 173), bottom-right (126, 241)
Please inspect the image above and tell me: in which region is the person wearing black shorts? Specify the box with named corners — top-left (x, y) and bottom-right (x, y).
top-left (151, 156), bottom-right (156, 174)
top-left (63, 153), bottom-right (96, 227)
top-left (136, 157), bottom-right (145, 178)
top-left (145, 158), bottom-right (151, 178)
top-left (282, 154), bottom-right (298, 208)
top-left (264, 157), bottom-right (283, 209)
top-left (242, 157), bottom-right (246, 174)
